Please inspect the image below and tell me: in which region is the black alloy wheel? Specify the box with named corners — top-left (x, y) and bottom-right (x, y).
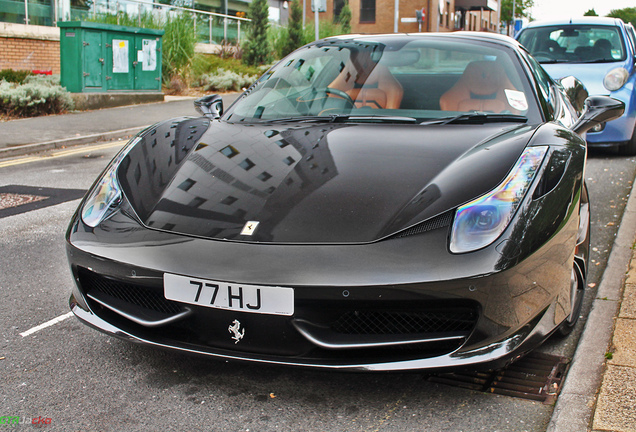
top-left (556, 183), bottom-right (590, 336)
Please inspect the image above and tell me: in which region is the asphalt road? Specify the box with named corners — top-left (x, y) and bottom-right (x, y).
top-left (1, 143), bottom-right (634, 431)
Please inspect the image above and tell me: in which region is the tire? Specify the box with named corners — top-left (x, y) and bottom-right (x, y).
top-left (617, 126), bottom-right (636, 156)
top-left (556, 183), bottom-right (590, 337)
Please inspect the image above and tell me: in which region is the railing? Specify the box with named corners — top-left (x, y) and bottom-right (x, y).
top-left (0, 0), bottom-right (250, 44)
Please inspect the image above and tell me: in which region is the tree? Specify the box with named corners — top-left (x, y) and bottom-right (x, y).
top-left (243, 0), bottom-right (270, 66)
top-left (607, 7), bottom-right (636, 27)
top-left (338, 1), bottom-right (352, 34)
top-left (584, 9), bottom-right (598, 16)
top-left (282, 0), bottom-right (303, 56)
top-left (500, 0), bottom-right (534, 29)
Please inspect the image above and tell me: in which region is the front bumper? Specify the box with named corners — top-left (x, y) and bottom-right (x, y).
top-left (67, 205), bottom-right (578, 372)
top-left (69, 292), bottom-right (558, 371)
top-left (586, 109), bottom-right (636, 147)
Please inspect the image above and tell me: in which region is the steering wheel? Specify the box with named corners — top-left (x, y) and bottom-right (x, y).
top-left (324, 87), bottom-right (355, 106)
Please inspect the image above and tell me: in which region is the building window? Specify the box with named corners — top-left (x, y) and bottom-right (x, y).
top-left (360, 0), bottom-right (375, 23)
top-left (446, 2), bottom-right (450, 28)
top-left (239, 158), bottom-right (255, 171)
top-left (258, 171), bottom-right (272, 182)
top-left (220, 145), bottom-right (239, 158)
top-left (178, 178), bottom-right (196, 191)
top-left (333, 0), bottom-right (345, 22)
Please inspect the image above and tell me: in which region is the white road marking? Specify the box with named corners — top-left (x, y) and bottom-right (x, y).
top-left (20, 312), bottom-right (74, 337)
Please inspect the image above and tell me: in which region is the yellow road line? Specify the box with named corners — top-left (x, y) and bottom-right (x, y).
top-left (0, 141), bottom-right (126, 169)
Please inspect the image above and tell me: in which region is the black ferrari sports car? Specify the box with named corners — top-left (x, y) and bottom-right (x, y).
top-left (67, 32), bottom-right (624, 371)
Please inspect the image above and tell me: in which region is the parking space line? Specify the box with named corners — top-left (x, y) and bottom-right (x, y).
top-left (20, 312), bottom-right (74, 337)
top-left (0, 141), bottom-right (125, 169)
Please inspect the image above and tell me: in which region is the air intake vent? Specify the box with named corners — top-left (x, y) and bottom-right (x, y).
top-left (391, 211), bottom-right (453, 239)
top-left (79, 269), bottom-right (182, 315)
top-left (331, 308), bottom-right (477, 335)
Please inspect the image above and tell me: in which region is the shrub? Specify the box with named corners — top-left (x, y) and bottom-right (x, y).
top-left (303, 19), bottom-right (345, 43)
top-left (24, 74), bottom-right (62, 86)
top-left (243, 0), bottom-right (270, 66)
top-left (283, 0), bottom-right (304, 56)
top-left (267, 26), bottom-right (289, 60)
top-left (195, 68), bottom-right (257, 92)
top-left (0, 69), bottom-right (32, 84)
top-left (86, 10), bottom-right (162, 29)
top-left (162, 13), bottom-right (197, 86)
top-left (339, 2), bottom-right (352, 34)
top-left (0, 80), bottom-right (74, 117)
top-left (191, 53), bottom-right (261, 85)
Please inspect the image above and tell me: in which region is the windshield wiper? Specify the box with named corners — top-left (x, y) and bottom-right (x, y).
top-left (577, 58), bottom-right (617, 63)
top-left (258, 115), bottom-right (348, 123)
top-left (259, 114), bottom-right (417, 124)
top-left (420, 112), bottom-right (528, 125)
top-left (538, 59), bottom-right (570, 64)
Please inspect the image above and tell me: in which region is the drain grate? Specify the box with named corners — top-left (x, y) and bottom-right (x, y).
top-left (0, 192), bottom-right (48, 210)
top-left (0, 185), bottom-right (86, 218)
top-left (428, 352), bottom-right (570, 404)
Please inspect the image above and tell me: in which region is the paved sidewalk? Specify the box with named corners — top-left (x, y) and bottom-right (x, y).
top-left (0, 94), bottom-right (239, 158)
top-left (548, 171), bottom-right (636, 432)
top-left (1, 96), bottom-right (635, 432)
top-left (591, 241), bottom-right (636, 431)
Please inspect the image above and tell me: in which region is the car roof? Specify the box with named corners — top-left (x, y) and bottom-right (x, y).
top-left (322, 32), bottom-right (523, 51)
top-left (522, 17), bottom-right (625, 29)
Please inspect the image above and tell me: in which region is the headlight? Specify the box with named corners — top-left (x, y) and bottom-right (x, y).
top-left (81, 137), bottom-right (140, 227)
top-left (603, 67), bottom-right (629, 91)
top-left (449, 146), bottom-right (548, 254)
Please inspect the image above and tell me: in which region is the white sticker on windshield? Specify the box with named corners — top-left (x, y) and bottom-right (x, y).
top-left (505, 89), bottom-right (528, 111)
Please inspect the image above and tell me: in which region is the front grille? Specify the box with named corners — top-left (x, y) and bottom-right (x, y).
top-left (331, 309), bottom-right (477, 335)
top-left (79, 269), bottom-right (182, 315)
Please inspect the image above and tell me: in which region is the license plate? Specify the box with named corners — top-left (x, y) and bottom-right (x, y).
top-left (164, 273), bottom-right (294, 316)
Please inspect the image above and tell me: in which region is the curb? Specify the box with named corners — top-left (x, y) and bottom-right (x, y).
top-left (548, 183), bottom-right (636, 431)
top-left (0, 126), bottom-right (149, 159)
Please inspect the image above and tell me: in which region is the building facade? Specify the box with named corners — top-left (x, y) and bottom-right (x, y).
top-left (0, 0), bottom-right (499, 74)
top-left (303, 0), bottom-right (499, 34)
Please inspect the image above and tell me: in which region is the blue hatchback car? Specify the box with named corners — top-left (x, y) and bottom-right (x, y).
top-left (517, 17), bottom-right (636, 154)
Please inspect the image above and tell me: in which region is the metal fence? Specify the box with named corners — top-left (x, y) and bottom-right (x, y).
top-left (0, 0), bottom-right (250, 44)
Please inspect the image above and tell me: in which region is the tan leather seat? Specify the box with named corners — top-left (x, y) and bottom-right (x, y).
top-left (439, 61), bottom-right (519, 114)
top-left (329, 57), bottom-right (403, 109)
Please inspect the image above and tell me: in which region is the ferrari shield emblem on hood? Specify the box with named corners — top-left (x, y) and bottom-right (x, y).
top-left (241, 221), bottom-right (259, 236)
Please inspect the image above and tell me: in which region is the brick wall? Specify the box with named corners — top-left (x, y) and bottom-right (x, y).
top-left (303, 0), bottom-right (500, 35)
top-left (0, 36), bottom-right (60, 74)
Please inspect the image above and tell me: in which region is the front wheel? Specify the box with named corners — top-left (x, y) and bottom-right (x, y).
top-left (617, 125), bottom-right (636, 156)
top-left (556, 184), bottom-right (590, 337)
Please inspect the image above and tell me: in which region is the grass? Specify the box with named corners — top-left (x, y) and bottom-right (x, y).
top-left (192, 54), bottom-right (261, 80)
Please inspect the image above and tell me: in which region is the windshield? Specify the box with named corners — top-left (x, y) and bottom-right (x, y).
top-left (224, 37), bottom-right (542, 124)
top-left (518, 25), bottom-right (626, 64)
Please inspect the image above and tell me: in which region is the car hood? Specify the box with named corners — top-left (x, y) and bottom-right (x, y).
top-left (542, 62), bottom-right (630, 96)
top-left (117, 117), bottom-right (538, 244)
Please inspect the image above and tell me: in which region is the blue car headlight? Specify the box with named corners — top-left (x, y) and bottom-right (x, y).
top-left (603, 67), bottom-right (629, 92)
top-left (81, 137), bottom-right (140, 228)
top-left (449, 146), bottom-right (548, 253)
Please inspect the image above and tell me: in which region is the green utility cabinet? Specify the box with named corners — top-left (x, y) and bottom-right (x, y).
top-left (59, 21), bottom-right (164, 93)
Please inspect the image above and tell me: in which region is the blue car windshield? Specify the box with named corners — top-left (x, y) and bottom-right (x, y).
top-left (518, 25), bottom-right (626, 63)
top-left (223, 37), bottom-right (542, 124)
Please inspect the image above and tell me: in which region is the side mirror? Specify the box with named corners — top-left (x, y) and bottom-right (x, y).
top-left (572, 95), bottom-right (625, 135)
top-left (557, 76), bottom-right (588, 115)
top-left (194, 94), bottom-right (223, 119)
